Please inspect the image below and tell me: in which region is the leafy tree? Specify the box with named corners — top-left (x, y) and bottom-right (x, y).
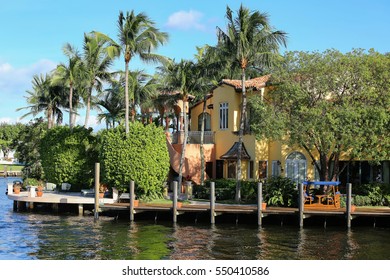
top-left (0, 122), bottom-right (25, 159)
top-left (99, 122), bottom-right (170, 200)
top-left (39, 126), bottom-right (98, 188)
top-left (250, 49), bottom-right (390, 182)
top-left (216, 4), bottom-right (287, 202)
top-left (14, 118), bottom-right (47, 180)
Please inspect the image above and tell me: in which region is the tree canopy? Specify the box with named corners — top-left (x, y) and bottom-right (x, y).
top-left (250, 49), bottom-right (390, 181)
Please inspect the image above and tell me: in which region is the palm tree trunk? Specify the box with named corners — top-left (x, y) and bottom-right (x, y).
top-left (47, 109), bottom-right (52, 129)
top-left (69, 84), bottom-right (73, 130)
top-left (235, 67), bottom-right (247, 202)
top-left (125, 61), bottom-right (130, 134)
top-left (178, 99), bottom-right (188, 191)
top-left (84, 91), bottom-right (91, 128)
top-left (200, 95), bottom-right (207, 186)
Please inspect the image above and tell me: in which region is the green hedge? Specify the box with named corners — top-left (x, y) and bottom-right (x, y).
top-left (353, 183), bottom-right (390, 206)
top-left (193, 178), bottom-right (294, 204)
top-left (39, 126), bottom-right (98, 190)
top-left (99, 123), bottom-right (170, 200)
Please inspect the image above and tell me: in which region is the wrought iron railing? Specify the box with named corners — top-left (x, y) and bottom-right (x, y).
top-left (171, 131), bottom-right (215, 144)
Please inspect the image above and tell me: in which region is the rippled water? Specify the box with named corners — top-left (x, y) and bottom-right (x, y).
top-left (1, 177), bottom-right (390, 260)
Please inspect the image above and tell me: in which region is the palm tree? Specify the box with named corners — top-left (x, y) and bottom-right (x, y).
top-left (152, 92), bottom-right (177, 131)
top-left (217, 4), bottom-right (287, 202)
top-left (95, 10), bottom-right (168, 134)
top-left (82, 32), bottom-right (114, 128)
top-left (127, 70), bottom-right (158, 122)
top-left (157, 59), bottom-right (203, 189)
top-left (18, 74), bottom-right (66, 128)
top-left (96, 77), bottom-right (125, 129)
top-left (52, 43), bottom-right (83, 130)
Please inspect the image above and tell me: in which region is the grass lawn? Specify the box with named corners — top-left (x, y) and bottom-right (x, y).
top-left (0, 164), bottom-right (24, 172)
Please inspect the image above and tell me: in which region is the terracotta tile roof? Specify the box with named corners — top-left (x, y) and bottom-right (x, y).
top-left (221, 74), bottom-right (271, 91)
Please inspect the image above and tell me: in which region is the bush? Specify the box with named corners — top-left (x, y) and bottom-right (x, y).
top-left (99, 123), bottom-right (170, 200)
top-left (263, 176), bottom-right (298, 207)
top-left (354, 183), bottom-right (390, 206)
top-left (193, 179), bottom-right (258, 202)
top-left (353, 195), bottom-right (372, 206)
top-left (39, 126), bottom-right (98, 190)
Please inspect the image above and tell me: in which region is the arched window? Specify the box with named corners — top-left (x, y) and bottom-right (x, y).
top-left (198, 112), bottom-right (211, 131)
top-left (286, 152), bottom-right (307, 185)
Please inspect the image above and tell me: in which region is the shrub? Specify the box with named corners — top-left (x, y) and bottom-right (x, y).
top-left (39, 126), bottom-right (98, 190)
top-left (193, 179), bottom-right (258, 202)
top-left (355, 183), bottom-right (390, 206)
top-left (263, 176), bottom-right (298, 207)
top-left (353, 195), bottom-right (372, 206)
top-left (99, 123), bottom-right (170, 200)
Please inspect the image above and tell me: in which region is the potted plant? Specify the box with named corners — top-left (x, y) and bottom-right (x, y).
top-left (99, 184), bottom-right (107, 198)
top-left (13, 181), bottom-right (22, 194)
top-left (36, 181), bottom-right (44, 197)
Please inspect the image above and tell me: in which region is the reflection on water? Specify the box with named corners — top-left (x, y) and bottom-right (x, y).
top-left (1, 178), bottom-right (390, 260)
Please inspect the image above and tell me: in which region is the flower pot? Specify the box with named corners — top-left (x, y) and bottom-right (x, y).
top-left (177, 202), bottom-right (183, 208)
top-left (99, 193), bottom-right (104, 198)
top-left (262, 202), bottom-right (267, 210)
top-left (133, 200), bottom-right (139, 207)
top-left (13, 187), bottom-right (21, 194)
top-left (36, 191), bottom-right (43, 197)
top-left (351, 205), bottom-right (356, 212)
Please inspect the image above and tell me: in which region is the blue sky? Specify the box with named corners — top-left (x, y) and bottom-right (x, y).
top-left (1, 0), bottom-right (389, 129)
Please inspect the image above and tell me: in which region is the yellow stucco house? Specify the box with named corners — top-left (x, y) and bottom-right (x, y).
top-left (167, 75), bottom-right (390, 186)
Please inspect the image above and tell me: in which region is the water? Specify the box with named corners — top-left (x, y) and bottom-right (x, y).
top-left (1, 177), bottom-right (390, 260)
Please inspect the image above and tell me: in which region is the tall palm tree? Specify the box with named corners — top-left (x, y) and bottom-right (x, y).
top-left (96, 77), bottom-right (125, 129)
top-left (158, 59), bottom-right (203, 188)
top-left (217, 4), bottom-right (287, 202)
top-left (95, 10), bottom-right (168, 134)
top-left (127, 70), bottom-right (158, 122)
top-left (152, 92), bottom-right (177, 131)
top-left (52, 43), bottom-right (83, 130)
top-left (18, 74), bottom-right (66, 129)
top-left (194, 45), bottom-right (226, 185)
top-left (82, 32), bottom-right (114, 128)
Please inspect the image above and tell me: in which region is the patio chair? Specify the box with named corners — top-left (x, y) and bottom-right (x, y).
top-left (61, 182), bottom-right (71, 191)
top-left (304, 191), bottom-right (314, 204)
top-left (45, 182), bottom-right (56, 191)
top-left (326, 186), bottom-right (341, 208)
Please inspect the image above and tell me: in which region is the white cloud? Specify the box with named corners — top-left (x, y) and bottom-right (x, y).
top-left (166, 10), bottom-right (206, 31)
top-left (0, 59), bottom-right (57, 124)
top-left (0, 59), bottom-right (56, 96)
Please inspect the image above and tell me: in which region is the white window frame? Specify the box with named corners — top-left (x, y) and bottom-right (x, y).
top-left (219, 102), bottom-right (228, 130)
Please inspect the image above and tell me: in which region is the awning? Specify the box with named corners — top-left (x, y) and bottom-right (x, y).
top-left (220, 142), bottom-right (251, 160)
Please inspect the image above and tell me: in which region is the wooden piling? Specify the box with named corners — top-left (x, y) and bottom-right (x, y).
top-left (130, 181), bottom-right (135, 221)
top-left (299, 183), bottom-right (304, 228)
top-left (346, 183), bottom-right (352, 228)
top-left (257, 182), bottom-right (263, 226)
top-left (173, 181), bottom-right (178, 223)
top-left (94, 162), bottom-right (100, 221)
top-left (78, 204), bottom-right (84, 216)
top-left (210, 181), bottom-right (215, 224)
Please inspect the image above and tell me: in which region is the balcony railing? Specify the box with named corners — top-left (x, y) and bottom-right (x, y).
top-left (171, 131), bottom-right (215, 144)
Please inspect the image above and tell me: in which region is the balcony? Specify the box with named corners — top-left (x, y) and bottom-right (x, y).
top-left (171, 131), bottom-right (215, 144)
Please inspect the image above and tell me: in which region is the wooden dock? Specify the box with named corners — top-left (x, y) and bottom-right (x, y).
top-left (6, 180), bottom-right (390, 228)
top-left (1, 170), bottom-right (23, 177)
top-left (100, 201), bottom-right (390, 227)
